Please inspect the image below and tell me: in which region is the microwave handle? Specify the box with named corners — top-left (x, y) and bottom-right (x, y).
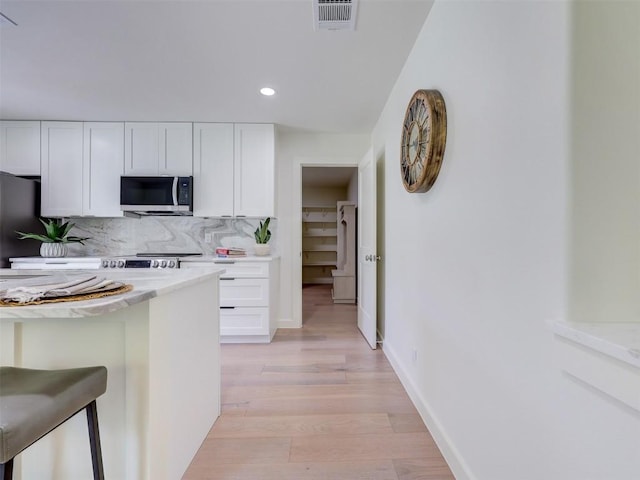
top-left (172, 177), bottom-right (178, 206)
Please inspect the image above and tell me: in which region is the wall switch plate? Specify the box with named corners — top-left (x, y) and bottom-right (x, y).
top-left (204, 232), bottom-right (213, 243)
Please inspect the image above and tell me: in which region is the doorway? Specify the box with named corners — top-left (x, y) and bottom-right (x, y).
top-left (301, 166), bottom-right (358, 318)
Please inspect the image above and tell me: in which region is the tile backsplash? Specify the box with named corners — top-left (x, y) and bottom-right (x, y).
top-left (65, 217), bottom-right (276, 257)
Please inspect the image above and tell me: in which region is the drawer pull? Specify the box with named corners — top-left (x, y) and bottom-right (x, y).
top-left (220, 277), bottom-right (235, 281)
top-left (220, 306), bottom-right (236, 309)
top-left (215, 261), bottom-right (236, 264)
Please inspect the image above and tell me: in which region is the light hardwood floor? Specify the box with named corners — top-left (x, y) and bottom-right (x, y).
top-left (183, 285), bottom-right (454, 480)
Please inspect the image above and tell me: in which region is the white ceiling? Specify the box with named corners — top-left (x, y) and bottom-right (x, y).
top-left (0, 0), bottom-right (433, 134)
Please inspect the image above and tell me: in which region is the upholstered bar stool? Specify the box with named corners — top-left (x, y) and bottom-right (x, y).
top-left (0, 366), bottom-right (108, 480)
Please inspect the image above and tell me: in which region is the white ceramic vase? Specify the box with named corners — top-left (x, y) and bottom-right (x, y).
top-left (254, 244), bottom-right (270, 256)
top-left (40, 242), bottom-right (67, 258)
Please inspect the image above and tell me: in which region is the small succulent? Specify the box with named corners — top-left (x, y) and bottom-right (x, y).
top-left (16, 218), bottom-right (90, 244)
top-left (254, 217), bottom-right (271, 244)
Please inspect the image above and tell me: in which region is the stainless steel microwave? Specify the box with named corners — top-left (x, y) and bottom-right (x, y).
top-left (120, 176), bottom-right (193, 215)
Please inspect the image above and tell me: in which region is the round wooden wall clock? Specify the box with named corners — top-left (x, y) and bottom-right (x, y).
top-left (400, 89), bottom-right (447, 193)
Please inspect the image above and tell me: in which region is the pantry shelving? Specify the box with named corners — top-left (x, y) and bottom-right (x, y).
top-left (302, 206), bottom-right (338, 284)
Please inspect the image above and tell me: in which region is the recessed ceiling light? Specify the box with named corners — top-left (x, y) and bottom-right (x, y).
top-left (260, 87), bottom-right (275, 96)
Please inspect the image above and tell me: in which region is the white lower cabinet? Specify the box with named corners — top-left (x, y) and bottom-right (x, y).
top-left (182, 258), bottom-right (279, 343)
top-left (219, 307), bottom-right (269, 337)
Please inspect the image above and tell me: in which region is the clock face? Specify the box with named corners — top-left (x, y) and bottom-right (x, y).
top-left (400, 89), bottom-right (447, 193)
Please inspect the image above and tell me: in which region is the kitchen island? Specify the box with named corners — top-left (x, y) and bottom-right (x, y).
top-left (0, 267), bottom-right (224, 480)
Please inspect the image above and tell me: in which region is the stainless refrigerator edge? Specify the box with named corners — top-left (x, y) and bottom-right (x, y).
top-left (0, 171), bottom-right (42, 267)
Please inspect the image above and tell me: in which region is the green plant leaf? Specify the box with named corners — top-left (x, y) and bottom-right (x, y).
top-left (17, 218), bottom-right (90, 244)
top-left (254, 217), bottom-right (272, 244)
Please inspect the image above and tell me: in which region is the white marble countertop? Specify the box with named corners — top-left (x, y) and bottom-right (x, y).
top-left (180, 255), bottom-right (278, 263)
top-left (551, 321), bottom-right (640, 368)
top-left (0, 267), bottom-right (224, 319)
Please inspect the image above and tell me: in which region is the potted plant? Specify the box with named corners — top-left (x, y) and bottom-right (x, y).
top-left (16, 218), bottom-right (90, 258)
top-left (253, 217), bottom-right (272, 256)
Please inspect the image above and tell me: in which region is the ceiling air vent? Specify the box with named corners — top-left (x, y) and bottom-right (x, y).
top-left (313, 0), bottom-right (358, 31)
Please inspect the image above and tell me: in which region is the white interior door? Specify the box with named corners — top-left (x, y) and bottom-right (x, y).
top-left (358, 147), bottom-right (377, 349)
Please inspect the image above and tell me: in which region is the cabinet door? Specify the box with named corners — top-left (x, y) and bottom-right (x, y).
top-left (193, 123), bottom-right (234, 217)
top-left (219, 278), bottom-right (269, 307)
top-left (124, 123), bottom-right (159, 175)
top-left (0, 121), bottom-right (41, 175)
top-left (41, 122), bottom-right (84, 217)
top-left (220, 307), bottom-right (269, 336)
top-left (83, 123), bottom-right (124, 217)
top-left (159, 123), bottom-right (193, 175)
top-left (233, 124), bottom-right (274, 217)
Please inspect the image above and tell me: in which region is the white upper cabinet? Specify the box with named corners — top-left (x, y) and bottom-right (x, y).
top-left (83, 123), bottom-right (124, 217)
top-left (161, 123), bottom-right (193, 175)
top-left (233, 124), bottom-right (275, 217)
top-left (124, 122), bottom-right (192, 176)
top-left (193, 123), bottom-right (234, 217)
top-left (124, 123), bottom-right (158, 175)
top-left (0, 121), bottom-right (41, 175)
top-left (193, 123), bottom-right (275, 218)
top-left (41, 122), bottom-right (84, 217)
top-left (41, 121), bottom-right (124, 217)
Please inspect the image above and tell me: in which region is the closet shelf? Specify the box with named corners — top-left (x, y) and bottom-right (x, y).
top-left (302, 261), bottom-right (337, 267)
top-left (303, 277), bottom-right (333, 285)
top-left (303, 231), bottom-right (338, 238)
top-left (303, 245), bottom-right (338, 252)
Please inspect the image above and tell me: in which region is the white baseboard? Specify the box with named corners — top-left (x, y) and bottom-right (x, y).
top-left (382, 343), bottom-right (476, 480)
top-left (277, 318), bottom-right (301, 329)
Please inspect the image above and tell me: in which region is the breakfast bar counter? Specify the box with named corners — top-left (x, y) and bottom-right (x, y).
top-left (0, 267), bottom-right (224, 480)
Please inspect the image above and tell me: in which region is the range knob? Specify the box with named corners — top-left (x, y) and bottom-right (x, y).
top-left (117, 259), bottom-right (125, 268)
top-left (151, 260), bottom-right (159, 268)
top-left (168, 260), bottom-right (176, 268)
top-left (109, 260), bottom-right (117, 268)
top-left (160, 260), bottom-right (167, 268)
top-left (102, 260), bottom-right (109, 268)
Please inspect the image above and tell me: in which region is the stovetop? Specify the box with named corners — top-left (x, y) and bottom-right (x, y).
top-left (136, 253), bottom-right (202, 258)
top-left (101, 253), bottom-right (202, 269)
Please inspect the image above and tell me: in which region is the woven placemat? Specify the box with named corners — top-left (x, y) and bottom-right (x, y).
top-left (0, 284), bottom-right (134, 307)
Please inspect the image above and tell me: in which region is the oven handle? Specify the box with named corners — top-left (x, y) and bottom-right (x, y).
top-left (172, 177), bottom-right (178, 206)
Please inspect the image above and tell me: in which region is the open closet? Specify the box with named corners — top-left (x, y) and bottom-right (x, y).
top-left (301, 166), bottom-right (358, 304)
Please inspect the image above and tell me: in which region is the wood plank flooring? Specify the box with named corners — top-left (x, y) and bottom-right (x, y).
top-left (183, 285), bottom-right (454, 480)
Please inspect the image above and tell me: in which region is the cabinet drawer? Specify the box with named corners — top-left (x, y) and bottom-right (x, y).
top-left (219, 278), bottom-right (269, 307)
top-left (214, 261), bottom-right (269, 278)
top-left (220, 307), bottom-right (269, 336)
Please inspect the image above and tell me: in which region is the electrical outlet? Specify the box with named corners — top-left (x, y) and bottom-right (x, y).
top-left (204, 232), bottom-right (213, 243)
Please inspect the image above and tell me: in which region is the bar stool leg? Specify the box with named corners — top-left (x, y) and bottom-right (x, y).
top-left (1, 459), bottom-right (14, 480)
top-left (85, 401), bottom-right (105, 480)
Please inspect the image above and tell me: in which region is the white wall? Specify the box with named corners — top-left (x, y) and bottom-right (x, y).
top-left (372, 1), bottom-right (640, 479)
top-left (275, 130), bottom-right (369, 325)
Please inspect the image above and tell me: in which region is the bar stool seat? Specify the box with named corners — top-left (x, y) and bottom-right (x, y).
top-left (0, 366), bottom-right (107, 480)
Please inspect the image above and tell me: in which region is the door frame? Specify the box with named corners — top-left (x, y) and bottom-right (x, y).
top-left (292, 156), bottom-right (360, 328)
